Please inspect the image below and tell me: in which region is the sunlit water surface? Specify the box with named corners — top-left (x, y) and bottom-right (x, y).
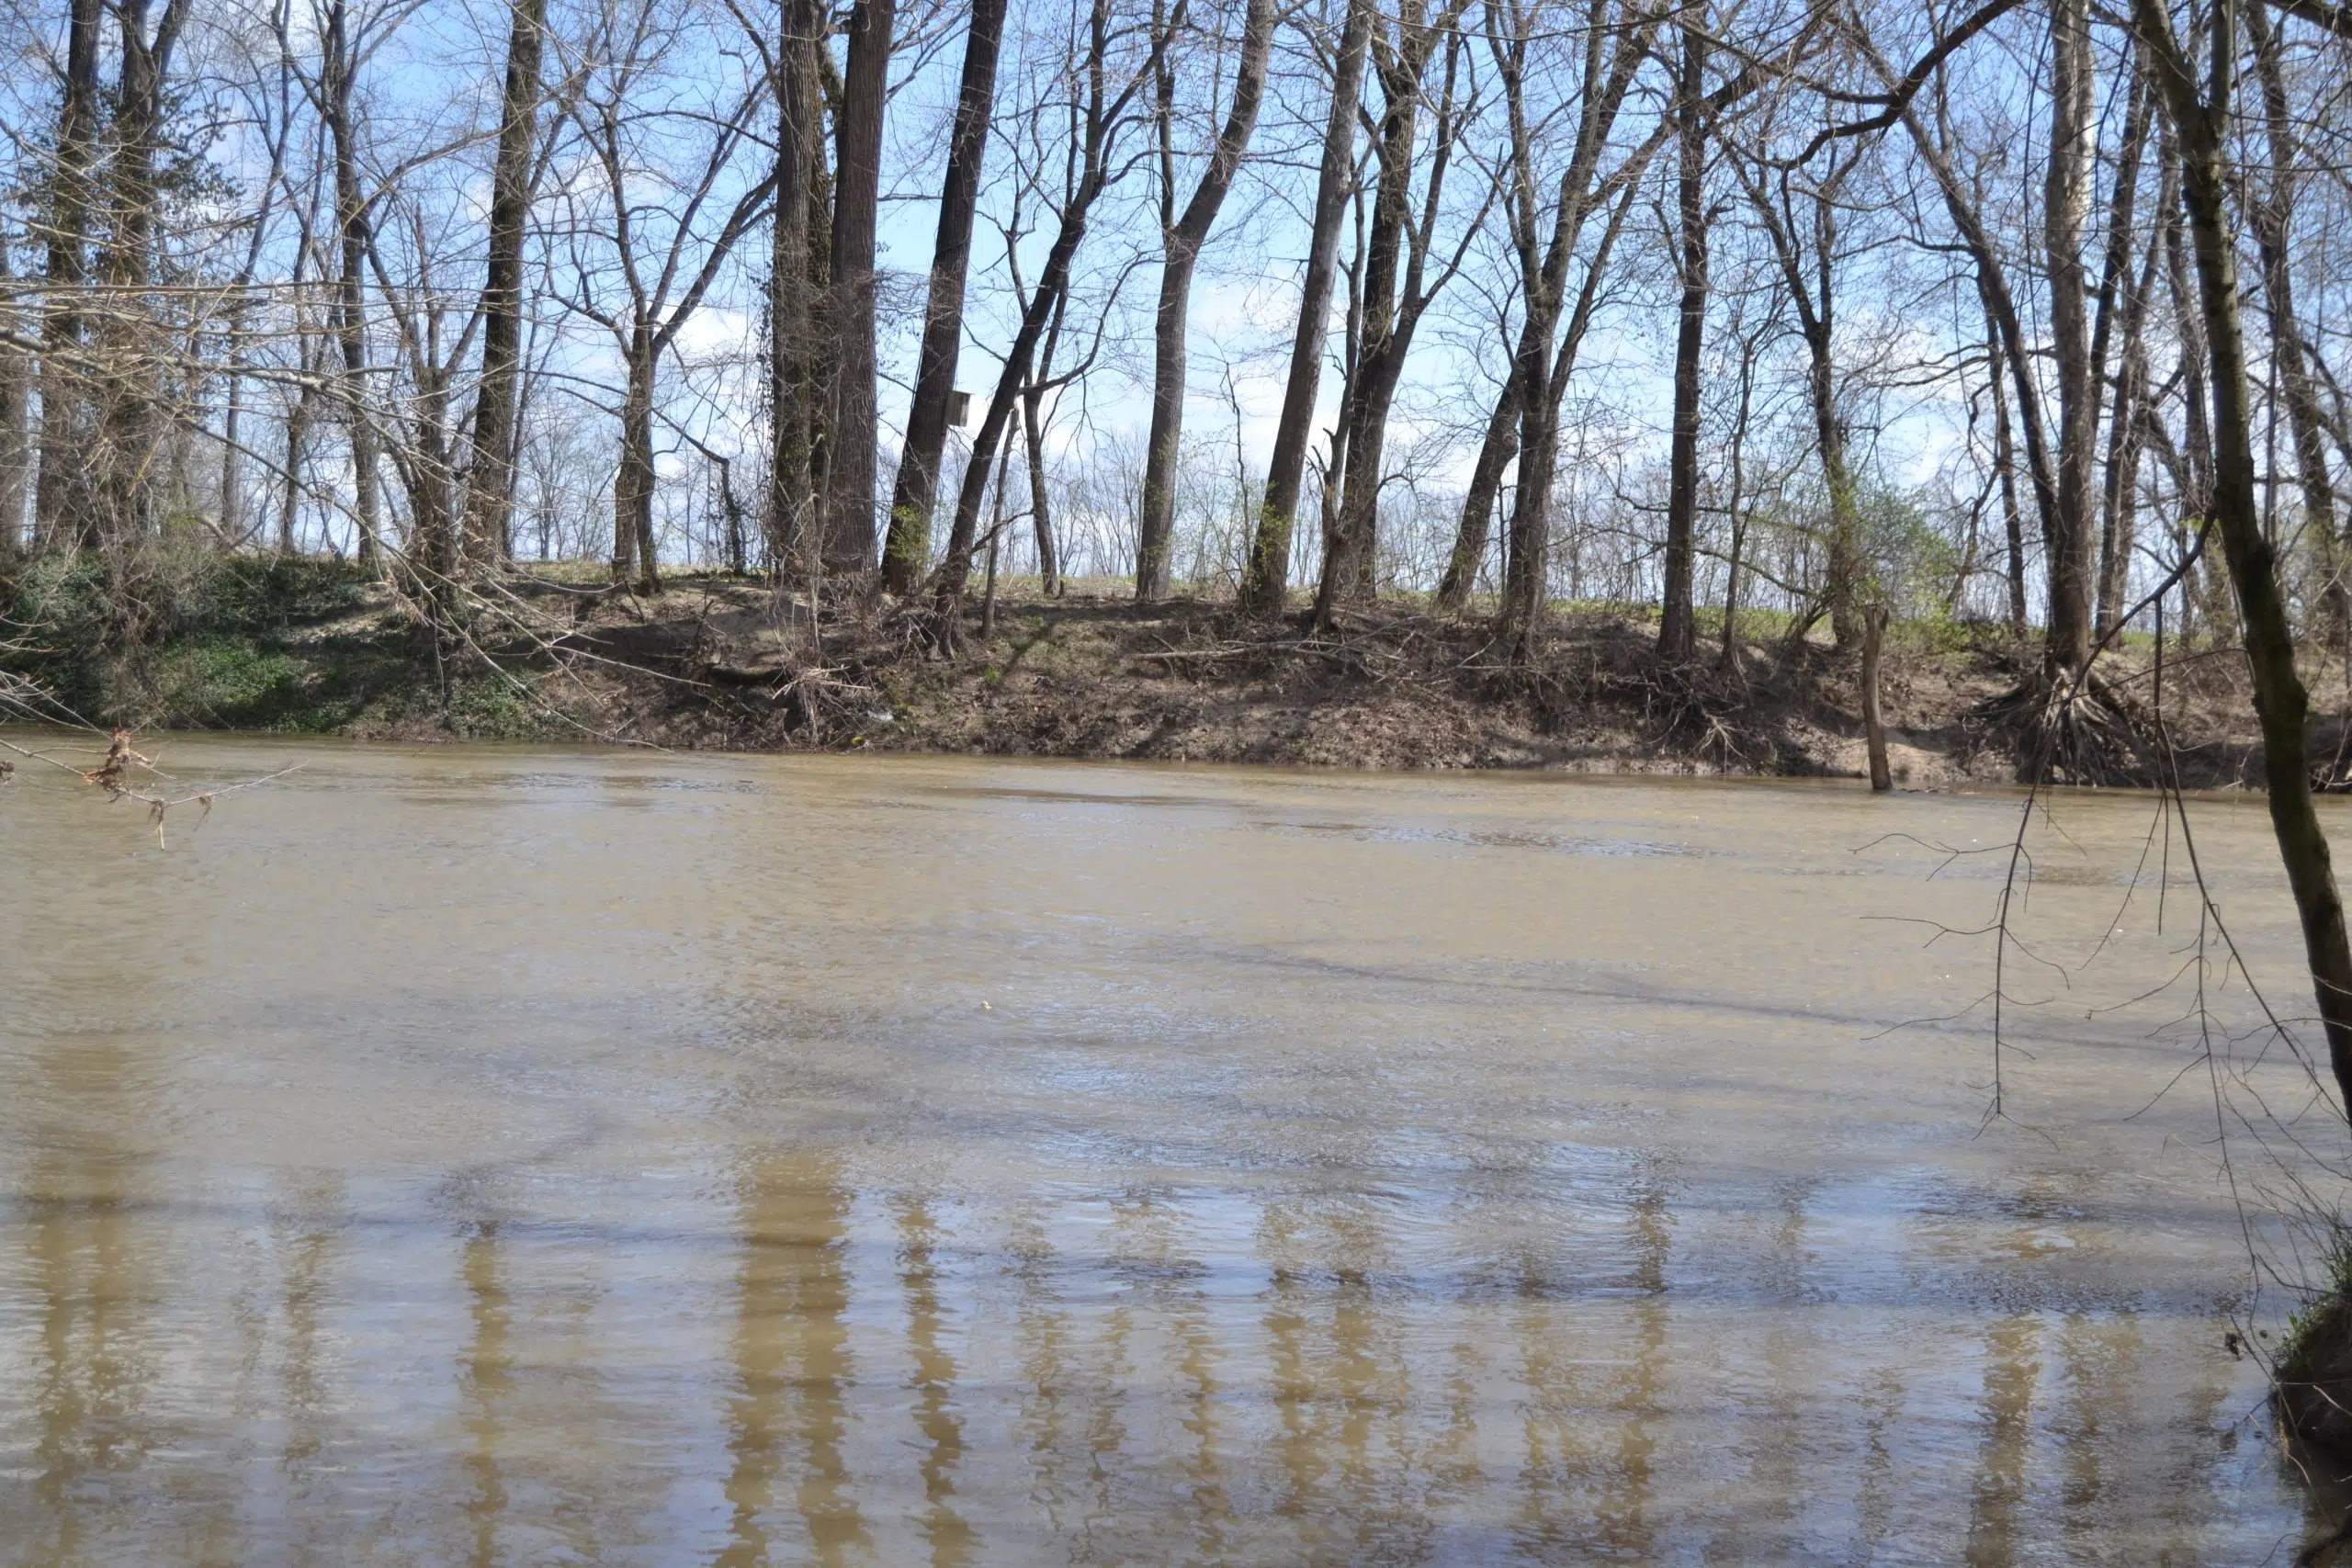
top-left (0, 733), bottom-right (2341, 1564)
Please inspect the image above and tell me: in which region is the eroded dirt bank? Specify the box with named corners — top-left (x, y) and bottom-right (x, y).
top-left (6, 563), bottom-right (2319, 786)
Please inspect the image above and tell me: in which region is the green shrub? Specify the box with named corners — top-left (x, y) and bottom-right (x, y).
top-left (149, 637), bottom-right (312, 727)
top-left (3, 549), bottom-right (389, 728)
top-left (2279, 1229), bottom-right (2352, 1388)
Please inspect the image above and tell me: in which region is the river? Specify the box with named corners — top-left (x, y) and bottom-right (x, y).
top-left (0, 734), bottom-right (2338, 1563)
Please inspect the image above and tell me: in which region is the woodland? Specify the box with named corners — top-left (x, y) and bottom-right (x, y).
top-left (0, 0), bottom-right (2341, 762)
top-left (0, 0), bottom-right (2340, 683)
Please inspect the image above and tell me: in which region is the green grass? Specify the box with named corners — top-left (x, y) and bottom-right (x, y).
top-left (2279, 1229), bottom-right (2352, 1388)
top-left (149, 637), bottom-right (315, 728)
top-left (5, 550), bottom-right (417, 731)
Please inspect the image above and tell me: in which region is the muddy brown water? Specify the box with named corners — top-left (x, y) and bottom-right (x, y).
top-left (0, 733), bottom-right (2342, 1563)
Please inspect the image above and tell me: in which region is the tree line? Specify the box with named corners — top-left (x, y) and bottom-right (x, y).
top-left (0, 0), bottom-right (2347, 696)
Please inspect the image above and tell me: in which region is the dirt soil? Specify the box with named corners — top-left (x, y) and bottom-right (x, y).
top-left (376, 572), bottom-right (2312, 789)
top-left (17, 559), bottom-right (2316, 785)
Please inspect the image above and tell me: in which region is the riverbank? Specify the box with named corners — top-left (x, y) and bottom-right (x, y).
top-left (0, 557), bottom-right (2306, 785)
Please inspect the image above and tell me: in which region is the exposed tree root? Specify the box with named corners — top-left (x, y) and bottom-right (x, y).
top-left (1973, 670), bottom-right (2164, 787)
top-left (15, 563), bottom-right (2307, 782)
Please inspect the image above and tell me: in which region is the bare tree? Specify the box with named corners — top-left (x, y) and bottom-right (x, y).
top-left (1491, 0), bottom-right (1670, 653)
top-left (2245, 1), bottom-right (2343, 652)
top-left (1239, 0), bottom-right (1373, 615)
top-left (217, 1), bottom-right (300, 548)
top-left (824, 0), bottom-right (895, 574)
top-left (882, 0), bottom-right (1011, 596)
top-left (562, 0), bottom-right (775, 593)
top-left (2132, 0), bottom-right (2352, 1114)
top-left (928, 0), bottom-right (1184, 633)
top-left (1310, 0), bottom-right (1478, 626)
top-left (1731, 146), bottom-right (1866, 649)
top-left (1134, 0), bottom-right (1275, 600)
top-left (32, 0), bottom-right (104, 548)
top-left (2040, 0), bottom-right (2098, 675)
top-left (459, 0), bottom-right (554, 570)
top-left (0, 242), bottom-right (30, 559)
top-left (1657, 11), bottom-right (1713, 660)
top-left (2093, 52), bottom-right (2163, 640)
top-left (736, 0), bottom-right (828, 571)
top-left (313, 0), bottom-right (386, 572)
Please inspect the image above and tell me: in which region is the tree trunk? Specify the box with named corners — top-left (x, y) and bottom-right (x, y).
top-left (217, 124), bottom-right (289, 552)
top-left (1871, 45), bottom-right (2069, 639)
top-left (1135, 0), bottom-right (1275, 601)
top-left (2245, 2), bottom-right (2343, 651)
top-left (1238, 0), bottom-right (1372, 615)
top-left (2136, 0), bottom-right (2352, 1117)
top-left (1315, 9), bottom-right (1421, 624)
top-left (1740, 157), bottom-right (1862, 649)
top-left (398, 368), bottom-right (459, 579)
top-left (766, 0), bottom-right (822, 573)
top-left (2095, 333), bottom-right (2151, 637)
top-left (33, 0), bottom-right (102, 550)
top-left (460, 0), bottom-right (548, 574)
top-left (824, 0), bottom-right (894, 575)
top-left (1657, 20), bottom-right (1708, 661)
top-left (882, 0), bottom-right (1008, 595)
top-left (1809, 189), bottom-right (1862, 650)
top-left (1019, 274), bottom-right (1074, 598)
top-left (798, 88), bottom-right (835, 561)
top-left (2157, 114), bottom-right (2223, 643)
top-left (717, 454), bottom-right (746, 575)
top-left (1981, 295), bottom-right (2030, 633)
top-left (2041, 0), bottom-right (2098, 675)
top-left (612, 327), bottom-right (660, 593)
top-left (1718, 326), bottom-right (1758, 670)
top-left (280, 353), bottom-right (312, 554)
top-left (931, 0), bottom-right (1182, 626)
top-left (1804, 310), bottom-right (1861, 651)
top-left (0, 246), bottom-right (28, 561)
top-left (1862, 604), bottom-right (1891, 791)
top-left (1499, 339), bottom-right (1564, 649)
top-left (2086, 47), bottom-right (2152, 640)
top-left (1496, 0), bottom-right (1672, 652)
top-left (1435, 353), bottom-right (1527, 614)
top-left (220, 331), bottom-right (246, 543)
top-left (1022, 386), bottom-right (1057, 594)
top-left (1453, 167), bottom-right (1636, 626)
top-left (93, 0), bottom-right (177, 548)
top-left (325, 0), bottom-right (382, 574)
top-left (980, 434), bottom-right (1010, 637)
top-left (2096, 154), bottom-right (2168, 637)
top-left (1315, 6), bottom-right (1463, 626)
top-left (931, 200), bottom-right (1092, 620)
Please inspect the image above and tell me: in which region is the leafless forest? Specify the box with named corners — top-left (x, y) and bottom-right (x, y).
top-left (0, 0), bottom-right (2344, 648)
top-left (5, 0), bottom-right (2352, 807)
